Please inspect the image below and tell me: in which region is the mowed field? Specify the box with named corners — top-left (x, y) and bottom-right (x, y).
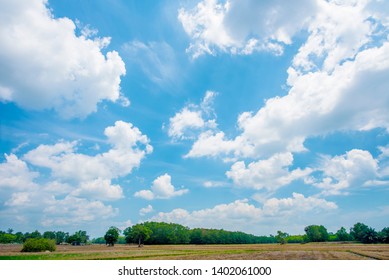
top-left (0, 243), bottom-right (389, 260)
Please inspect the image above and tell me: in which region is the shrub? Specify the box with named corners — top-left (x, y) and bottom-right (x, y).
top-left (21, 238), bottom-right (56, 252)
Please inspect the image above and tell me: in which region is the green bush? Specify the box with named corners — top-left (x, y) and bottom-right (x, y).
top-left (21, 238), bottom-right (56, 252)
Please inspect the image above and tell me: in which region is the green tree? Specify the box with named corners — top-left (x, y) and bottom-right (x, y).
top-left (336, 227), bottom-right (351, 241)
top-left (361, 227), bottom-right (378, 244)
top-left (23, 230), bottom-right (42, 241)
top-left (67, 230), bottom-right (89, 245)
top-left (378, 227), bottom-right (389, 243)
top-left (55, 231), bottom-right (68, 245)
top-left (14, 232), bottom-right (25, 243)
top-left (350, 222), bottom-right (369, 242)
top-left (275, 231), bottom-right (289, 244)
top-left (43, 231), bottom-right (56, 240)
top-left (0, 232), bottom-right (16, 244)
top-left (304, 225), bottom-right (329, 242)
top-left (124, 224), bottom-right (152, 247)
top-left (104, 226), bottom-right (120, 246)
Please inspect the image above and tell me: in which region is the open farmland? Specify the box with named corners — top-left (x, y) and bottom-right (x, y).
top-left (0, 243), bottom-right (388, 260)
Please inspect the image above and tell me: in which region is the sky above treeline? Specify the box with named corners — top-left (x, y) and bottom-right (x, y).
top-left (0, 0), bottom-right (388, 237)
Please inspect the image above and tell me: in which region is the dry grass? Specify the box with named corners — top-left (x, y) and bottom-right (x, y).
top-left (0, 243), bottom-right (388, 260)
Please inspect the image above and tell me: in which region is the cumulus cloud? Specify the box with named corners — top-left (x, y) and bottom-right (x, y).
top-left (226, 153), bottom-right (312, 191)
top-left (134, 173), bottom-right (188, 200)
top-left (139, 205), bottom-right (154, 216)
top-left (178, 0), bottom-right (318, 58)
top-left (262, 192), bottom-right (337, 216)
top-left (0, 121), bottom-right (151, 229)
top-left (71, 178), bottom-right (123, 201)
top-left (151, 193), bottom-right (337, 234)
top-left (168, 91), bottom-right (218, 140)
top-left (0, 154), bottom-right (38, 190)
top-left (308, 149), bottom-right (382, 195)
top-left (24, 121), bottom-right (152, 182)
top-left (42, 196), bottom-right (118, 227)
top-left (187, 1), bottom-right (389, 158)
top-left (168, 108), bottom-right (205, 139)
top-left (0, 0), bottom-right (126, 118)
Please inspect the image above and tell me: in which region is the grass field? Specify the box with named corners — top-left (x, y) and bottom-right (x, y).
top-left (1, 243), bottom-right (388, 260)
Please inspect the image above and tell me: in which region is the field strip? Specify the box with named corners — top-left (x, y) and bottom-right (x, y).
top-left (346, 250), bottom-right (382, 260)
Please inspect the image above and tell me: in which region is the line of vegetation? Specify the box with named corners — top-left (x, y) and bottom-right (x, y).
top-left (1, 222), bottom-right (388, 249)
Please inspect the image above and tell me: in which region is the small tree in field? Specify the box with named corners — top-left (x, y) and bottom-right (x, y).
top-left (104, 226), bottom-right (120, 246)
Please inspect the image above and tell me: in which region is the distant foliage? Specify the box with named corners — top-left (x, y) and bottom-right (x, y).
top-left (21, 238), bottom-right (56, 252)
top-left (285, 235), bottom-right (305, 244)
top-left (335, 227), bottom-right (351, 241)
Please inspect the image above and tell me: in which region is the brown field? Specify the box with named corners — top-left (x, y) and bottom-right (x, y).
top-left (1, 243), bottom-right (388, 260)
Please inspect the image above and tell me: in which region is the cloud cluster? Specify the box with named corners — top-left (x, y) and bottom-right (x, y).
top-left (178, 0), bottom-right (318, 58)
top-left (176, 0), bottom-right (389, 199)
top-left (0, 0), bottom-right (126, 118)
top-left (0, 121), bottom-right (152, 228)
top-left (226, 153), bottom-right (312, 191)
top-left (134, 173), bottom-right (188, 200)
top-left (308, 149), bottom-right (386, 195)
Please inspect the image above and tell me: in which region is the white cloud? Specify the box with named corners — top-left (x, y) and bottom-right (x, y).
top-left (42, 196), bottom-right (118, 227)
top-left (5, 192), bottom-right (31, 207)
top-left (71, 178), bottom-right (124, 201)
top-left (168, 108), bottom-right (205, 139)
top-left (178, 0), bottom-right (318, 58)
top-left (309, 149), bottom-right (381, 195)
top-left (186, 41), bottom-right (389, 160)
top-left (185, 131), bottom-right (244, 158)
top-left (0, 121), bottom-right (151, 230)
top-left (262, 192), bottom-right (337, 216)
top-left (0, 0), bottom-right (126, 118)
top-left (168, 91), bottom-right (218, 140)
top-left (139, 205), bottom-right (154, 216)
top-left (24, 121), bottom-right (152, 182)
top-left (0, 154), bottom-right (38, 190)
top-left (151, 193), bottom-right (337, 234)
top-left (226, 153), bottom-right (312, 191)
top-left (203, 180), bottom-right (225, 188)
top-left (134, 173), bottom-right (188, 200)
top-left (292, 0), bottom-right (373, 73)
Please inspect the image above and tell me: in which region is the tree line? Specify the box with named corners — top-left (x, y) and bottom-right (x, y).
top-left (0, 229), bottom-right (89, 245)
top-left (1, 221), bottom-right (388, 246)
top-left (104, 221), bottom-right (389, 246)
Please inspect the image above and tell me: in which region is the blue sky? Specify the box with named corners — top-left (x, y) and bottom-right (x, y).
top-left (0, 0), bottom-right (389, 237)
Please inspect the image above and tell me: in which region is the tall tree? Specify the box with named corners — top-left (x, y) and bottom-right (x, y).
top-left (104, 226), bottom-right (120, 246)
top-left (350, 222), bottom-right (369, 242)
top-left (124, 224), bottom-right (152, 247)
top-left (378, 227), bottom-right (389, 243)
top-left (335, 227), bottom-right (351, 241)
